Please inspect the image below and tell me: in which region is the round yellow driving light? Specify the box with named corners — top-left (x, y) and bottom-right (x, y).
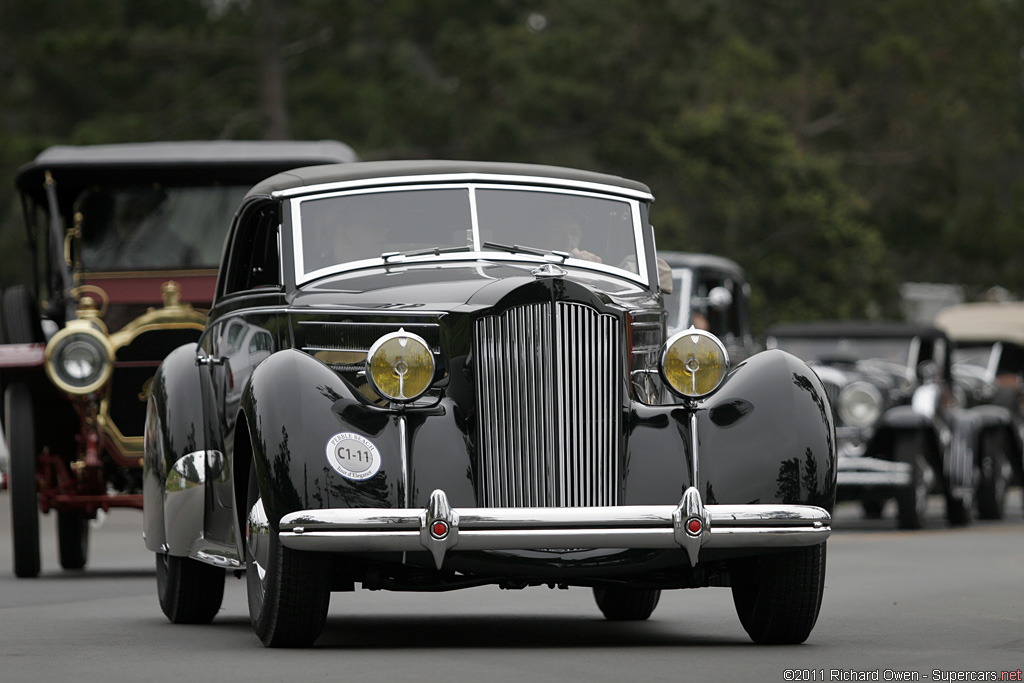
top-left (661, 328), bottom-right (730, 398)
top-left (366, 330), bottom-right (435, 402)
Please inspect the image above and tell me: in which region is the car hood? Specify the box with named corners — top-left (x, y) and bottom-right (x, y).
top-left (288, 260), bottom-right (656, 314)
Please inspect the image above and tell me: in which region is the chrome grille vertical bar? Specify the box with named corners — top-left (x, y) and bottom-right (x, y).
top-left (475, 301), bottom-right (619, 508)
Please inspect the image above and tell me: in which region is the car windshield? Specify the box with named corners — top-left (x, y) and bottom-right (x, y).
top-left (951, 344), bottom-right (995, 369)
top-left (770, 336), bottom-right (915, 366)
top-left (293, 185), bottom-right (643, 284)
top-left (78, 185), bottom-right (248, 270)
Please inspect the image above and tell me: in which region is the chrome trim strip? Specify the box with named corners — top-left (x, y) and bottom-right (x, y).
top-left (271, 172), bottom-right (655, 202)
top-left (279, 487), bottom-right (831, 569)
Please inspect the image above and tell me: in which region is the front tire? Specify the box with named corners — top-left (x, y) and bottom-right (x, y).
top-left (731, 543), bottom-right (826, 644)
top-left (593, 586), bottom-right (661, 621)
top-left (976, 429), bottom-right (1011, 520)
top-left (57, 511), bottom-right (90, 570)
top-left (895, 434), bottom-right (930, 530)
top-left (7, 382), bottom-right (40, 578)
top-left (156, 551), bottom-right (226, 624)
top-left (245, 459), bottom-right (330, 647)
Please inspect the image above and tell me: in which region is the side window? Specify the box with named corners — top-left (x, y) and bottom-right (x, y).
top-left (224, 203), bottom-right (281, 295)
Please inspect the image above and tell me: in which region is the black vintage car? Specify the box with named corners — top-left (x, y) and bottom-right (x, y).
top-left (0, 140), bottom-right (358, 578)
top-left (659, 251), bottom-right (756, 361)
top-left (935, 302), bottom-right (1024, 514)
top-left (767, 321), bottom-right (1019, 528)
top-left (144, 160), bottom-right (835, 647)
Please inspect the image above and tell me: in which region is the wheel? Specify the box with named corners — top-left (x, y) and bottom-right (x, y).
top-left (861, 499), bottom-right (884, 519)
top-left (731, 543), bottom-right (826, 644)
top-left (57, 511), bottom-right (90, 570)
top-left (2, 285), bottom-right (45, 344)
top-left (592, 586), bottom-right (661, 621)
top-left (6, 382), bottom-right (41, 578)
top-left (156, 552), bottom-right (226, 624)
top-left (894, 433), bottom-right (930, 530)
top-left (976, 429), bottom-right (1011, 520)
top-left (245, 459), bottom-right (330, 647)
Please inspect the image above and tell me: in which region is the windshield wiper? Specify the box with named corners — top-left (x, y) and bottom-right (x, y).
top-left (481, 241), bottom-right (566, 259)
top-left (381, 241), bottom-right (564, 263)
top-left (381, 245), bottom-right (472, 262)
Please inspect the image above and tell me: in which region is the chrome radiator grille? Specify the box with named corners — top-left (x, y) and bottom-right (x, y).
top-left (474, 302), bottom-right (621, 507)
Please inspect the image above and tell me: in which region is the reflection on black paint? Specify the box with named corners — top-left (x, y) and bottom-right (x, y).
top-left (776, 456), bottom-right (802, 504)
top-left (709, 399), bottom-right (754, 427)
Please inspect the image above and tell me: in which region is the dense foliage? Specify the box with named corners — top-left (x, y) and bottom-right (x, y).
top-left (2, 0), bottom-right (1022, 331)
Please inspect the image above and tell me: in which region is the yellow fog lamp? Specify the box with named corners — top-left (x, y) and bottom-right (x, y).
top-left (366, 330), bottom-right (435, 402)
top-left (45, 321), bottom-right (115, 395)
top-left (661, 328), bottom-right (730, 398)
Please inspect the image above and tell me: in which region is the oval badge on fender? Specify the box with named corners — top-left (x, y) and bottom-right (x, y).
top-left (325, 432), bottom-right (382, 481)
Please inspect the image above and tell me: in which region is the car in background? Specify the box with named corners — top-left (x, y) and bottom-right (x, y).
top-left (936, 302), bottom-right (1024, 515)
top-left (658, 251), bottom-right (756, 362)
top-left (0, 140), bottom-right (358, 578)
top-left (766, 321), bottom-right (1019, 528)
top-left (145, 160), bottom-right (835, 647)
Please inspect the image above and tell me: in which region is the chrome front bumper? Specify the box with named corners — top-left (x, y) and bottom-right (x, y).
top-left (837, 456), bottom-right (912, 488)
top-left (279, 487), bottom-right (831, 569)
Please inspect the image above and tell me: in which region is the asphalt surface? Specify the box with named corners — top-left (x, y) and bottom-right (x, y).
top-left (0, 490), bottom-right (1022, 683)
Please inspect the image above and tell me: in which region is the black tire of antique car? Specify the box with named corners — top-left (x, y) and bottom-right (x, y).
top-left (976, 428), bottom-right (1011, 520)
top-left (592, 586), bottom-right (662, 621)
top-left (156, 552), bottom-right (226, 624)
top-left (894, 433), bottom-right (929, 530)
top-left (57, 511), bottom-right (89, 570)
top-left (245, 459), bottom-right (330, 647)
top-left (730, 543), bottom-right (826, 645)
top-left (2, 285), bottom-right (46, 343)
top-left (6, 382), bottom-right (41, 578)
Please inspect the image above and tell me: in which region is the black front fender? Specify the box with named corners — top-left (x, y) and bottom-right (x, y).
top-left (695, 349), bottom-right (836, 509)
top-left (240, 349), bottom-right (406, 526)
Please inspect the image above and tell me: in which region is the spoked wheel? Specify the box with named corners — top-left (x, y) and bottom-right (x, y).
top-left (593, 586), bottom-right (662, 621)
top-left (976, 429), bottom-right (1011, 520)
top-left (57, 511), bottom-right (90, 570)
top-left (895, 434), bottom-right (931, 530)
top-left (731, 543), bottom-right (826, 644)
top-left (245, 459), bottom-right (330, 647)
top-left (6, 382), bottom-right (41, 578)
top-left (156, 551), bottom-right (226, 624)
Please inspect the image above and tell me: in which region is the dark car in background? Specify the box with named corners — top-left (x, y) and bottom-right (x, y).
top-left (0, 140), bottom-right (358, 578)
top-left (658, 251), bottom-right (756, 362)
top-left (767, 321), bottom-right (1019, 528)
top-left (936, 302), bottom-right (1024, 514)
top-left (145, 160), bottom-right (836, 647)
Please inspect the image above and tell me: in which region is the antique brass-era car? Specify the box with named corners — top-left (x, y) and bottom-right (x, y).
top-left (767, 321), bottom-right (1019, 528)
top-left (145, 160), bottom-right (835, 647)
top-left (0, 140), bottom-right (358, 578)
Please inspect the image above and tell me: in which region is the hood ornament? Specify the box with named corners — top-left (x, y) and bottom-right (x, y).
top-left (532, 263), bottom-right (567, 279)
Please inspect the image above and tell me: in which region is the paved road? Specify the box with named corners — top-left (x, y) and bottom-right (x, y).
top-left (1, 490), bottom-right (1022, 683)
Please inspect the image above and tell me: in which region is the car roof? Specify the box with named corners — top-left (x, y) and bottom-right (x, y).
top-left (15, 140), bottom-right (358, 202)
top-left (934, 302), bottom-right (1024, 345)
top-left (658, 250), bottom-right (745, 278)
top-left (767, 320), bottom-right (947, 341)
top-left (246, 159), bottom-right (654, 200)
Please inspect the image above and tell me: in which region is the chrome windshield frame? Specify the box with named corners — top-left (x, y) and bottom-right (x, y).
top-left (288, 180), bottom-right (651, 288)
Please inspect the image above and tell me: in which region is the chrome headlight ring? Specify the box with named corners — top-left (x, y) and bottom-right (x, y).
top-left (45, 323), bottom-right (115, 395)
top-left (660, 328), bottom-right (730, 399)
top-left (837, 381), bottom-right (884, 427)
top-left (365, 329), bottom-right (436, 403)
